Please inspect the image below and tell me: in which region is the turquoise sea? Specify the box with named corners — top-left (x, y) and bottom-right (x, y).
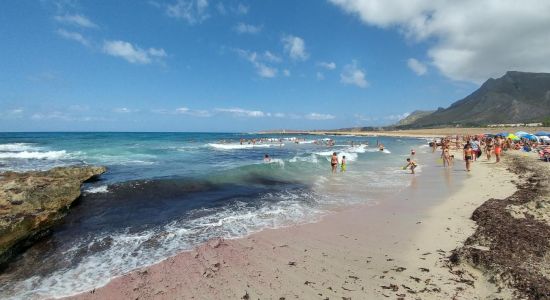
top-left (0, 132), bottom-right (430, 299)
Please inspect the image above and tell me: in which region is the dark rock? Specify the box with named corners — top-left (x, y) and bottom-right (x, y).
top-left (0, 166), bottom-right (106, 267)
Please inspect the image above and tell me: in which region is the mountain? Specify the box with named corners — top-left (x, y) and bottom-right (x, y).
top-left (408, 71), bottom-right (550, 127)
top-left (396, 110), bottom-right (435, 126)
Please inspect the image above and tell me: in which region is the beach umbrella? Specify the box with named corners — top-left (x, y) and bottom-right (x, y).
top-left (515, 131), bottom-right (529, 137)
top-left (535, 131), bottom-right (550, 137)
top-left (523, 134), bottom-right (539, 141)
top-left (496, 132), bottom-right (508, 137)
top-left (507, 133), bottom-right (520, 140)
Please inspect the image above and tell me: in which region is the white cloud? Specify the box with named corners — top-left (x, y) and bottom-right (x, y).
top-left (317, 61), bottom-right (336, 70)
top-left (175, 107), bottom-right (212, 117)
top-left (235, 3), bottom-right (249, 15)
top-left (234, 48), bottom-right (278, 78)
top-left (340, 60), bottom-right (368, 88)
top-left (54, 14), bottom-right (98, 28)
top-left (113, 107), bottom-right (137, 113)
top-left (56, 29), bottom-right (90, 46)
top-left (407, 58), bottom-right (427, 75)
top-left (102, 40), bottom-right (167, 64)
top-left (386, 112), bottom-right (411, 121)
top-left (283, 69), bottom-right (291, 77)
top-left (329, 0), bottom-right (550, 83)
top-left (274, 112), bottom-right (286, 118)
top-left (282, 35), bottom-right (309, 61)
top-left (305, 113), bottom-right (336, 120)
top-left (316, 72), bottom-right (325, 80)
top-left (263, 51), bottom-right (281, 63)
top-left (166, 0), bottom-right (209, 24)
top-left (216, 108), bottom-right (266, 118)
top-left (234, 22), bottom-right (262, 34)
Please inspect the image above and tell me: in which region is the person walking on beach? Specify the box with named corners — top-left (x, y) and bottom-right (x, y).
top-left (464, 143), bottom-right (474, 172)
top-left (341, 155), bottom-right (347, 172)
top-left (494, 136), bottom-right (502, 163)
top-left (485, 138), bottom-right (494, 161)
top-left (441, 145), bottom-right (451, 168)
top-left (331, 152), bottom-right (338, 174)
top-left (404, 158), bottom-right (417, 174)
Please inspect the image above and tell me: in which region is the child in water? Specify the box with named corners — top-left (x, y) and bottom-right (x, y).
top-left (341, 155), bottom-right (346, 172)
top-left (404, 158), bottom-right (417, 174)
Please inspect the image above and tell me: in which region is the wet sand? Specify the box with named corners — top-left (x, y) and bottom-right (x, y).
top-left (67, 148), bottom-right (525, 299)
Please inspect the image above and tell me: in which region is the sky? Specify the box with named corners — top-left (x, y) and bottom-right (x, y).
top-left (1, 0), bottom-right (550, 132)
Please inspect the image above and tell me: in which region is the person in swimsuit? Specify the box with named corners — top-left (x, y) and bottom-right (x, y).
top-left (264, 154), bottom-right (271, 163)
top-left (331, 152), bottom-right (338, 174)
top-left (411, 149), bottom-right (416, 157)
top-left (341, 155), bottom-right (347, 172)
top-left (485, 138), bottom-right (494, 161)
top-left (494, 136), bottom-right (502, 163)
top-left (464, 143), bottom-right (473, 171)
top-left (404, 158), bottom-right (417, 174)
top-left (441, 145), bottom-right (451, 168)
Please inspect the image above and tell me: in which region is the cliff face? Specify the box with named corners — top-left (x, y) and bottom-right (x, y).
top-left (410, 71), bottom-right (550, 127)
top-left (0, 166), bottom-right (106, 266)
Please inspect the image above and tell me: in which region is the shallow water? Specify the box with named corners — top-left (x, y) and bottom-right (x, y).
top-left (0, 132), bottom-right (429, 299)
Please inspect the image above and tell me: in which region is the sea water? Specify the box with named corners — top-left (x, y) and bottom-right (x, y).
top-left (0, 132), bottom-right (429, 299)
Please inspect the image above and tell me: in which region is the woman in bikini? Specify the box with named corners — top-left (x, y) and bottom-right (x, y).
top-left (331, 152), bottom-right (338, 174)
top-left (485, 138), bottom-right (494, 161)
top-left (464, 143), bottom-right (474, 172)
top-left (494, 136), bottom-right (502, 163)
top-left (441, 145), bottom-right (451, 168)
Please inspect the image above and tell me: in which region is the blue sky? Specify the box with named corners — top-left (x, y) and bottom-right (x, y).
top-left (2, 0), bottom-right (548, 132)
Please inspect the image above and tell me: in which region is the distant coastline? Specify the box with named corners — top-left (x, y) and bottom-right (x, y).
top-left (259, 126), bottom-right (550, 138)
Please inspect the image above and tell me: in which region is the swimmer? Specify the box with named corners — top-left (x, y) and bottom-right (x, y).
top-left (341, 155), bottom-right (347, 172)
top-left (263, 154), bottom-right (271, 163)
top-left (411, 149), bottom-right (416, 157)
top-left (404, 158), bottom-right (417, 174)
top-left (379, 143), bottom-right (384, 151)
top-left (331, 152), bottom-right (338, 174)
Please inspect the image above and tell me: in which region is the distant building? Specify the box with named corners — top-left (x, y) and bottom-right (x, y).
top-left (487, 123), bottom-right (542, 128)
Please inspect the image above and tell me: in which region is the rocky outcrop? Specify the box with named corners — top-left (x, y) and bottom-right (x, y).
top-left (0, 166), bottom-right (106, 267)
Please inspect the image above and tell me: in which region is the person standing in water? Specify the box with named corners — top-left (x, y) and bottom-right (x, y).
top-left (331, 152), bottom-right (338, 174)
top-left (404, 158), bottom-right (417, 174)
top-left (340, 155), bottom-right (347, 172)
top-left (263, 154), bottom-right (271, 163)
top-left (441, 145), bottom-right (451, 168)
top-left (464, 143), bottom-right (474, 172)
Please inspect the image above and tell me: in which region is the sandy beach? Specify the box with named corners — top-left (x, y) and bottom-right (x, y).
top-left (66, 145), bottom-right (549, 299)
top-left (261, 127), bottom-right (550, 139)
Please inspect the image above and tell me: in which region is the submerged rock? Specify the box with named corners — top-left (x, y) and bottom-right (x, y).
top-left (0, 166), bottom-right (106, 267)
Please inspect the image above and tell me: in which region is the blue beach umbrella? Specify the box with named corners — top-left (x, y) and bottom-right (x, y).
top-left (523, 134), bottom-right (539, 141)
top-left (496, 132), bottom-right (508, 137)
top-left (535, 131), bottom-right (550, 137)
top-left (515, 131), bottom-right (529, 137)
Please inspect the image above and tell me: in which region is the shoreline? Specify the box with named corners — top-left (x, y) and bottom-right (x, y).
top-left (67, 150), bottom-right (529, 299)
top-left (259, 126), bottom-right (550, 139)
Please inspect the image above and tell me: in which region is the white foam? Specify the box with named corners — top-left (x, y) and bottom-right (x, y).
top-left (265, 158), bottom-right (285, 166)
top-left (208, 143), bottom-right (275, 150)
top-left (314, 151), bottom-right (358, 162)
top-left (84, 185), bottom-right (109, 194)
top-left (289, 154), bottom-right (319, 164)
top-left (0, 150), bottom-right (68, 160)
top-left (0, 143), bottom-right (36, 152)
top-left (5, 190), bottom-right (326, 300)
